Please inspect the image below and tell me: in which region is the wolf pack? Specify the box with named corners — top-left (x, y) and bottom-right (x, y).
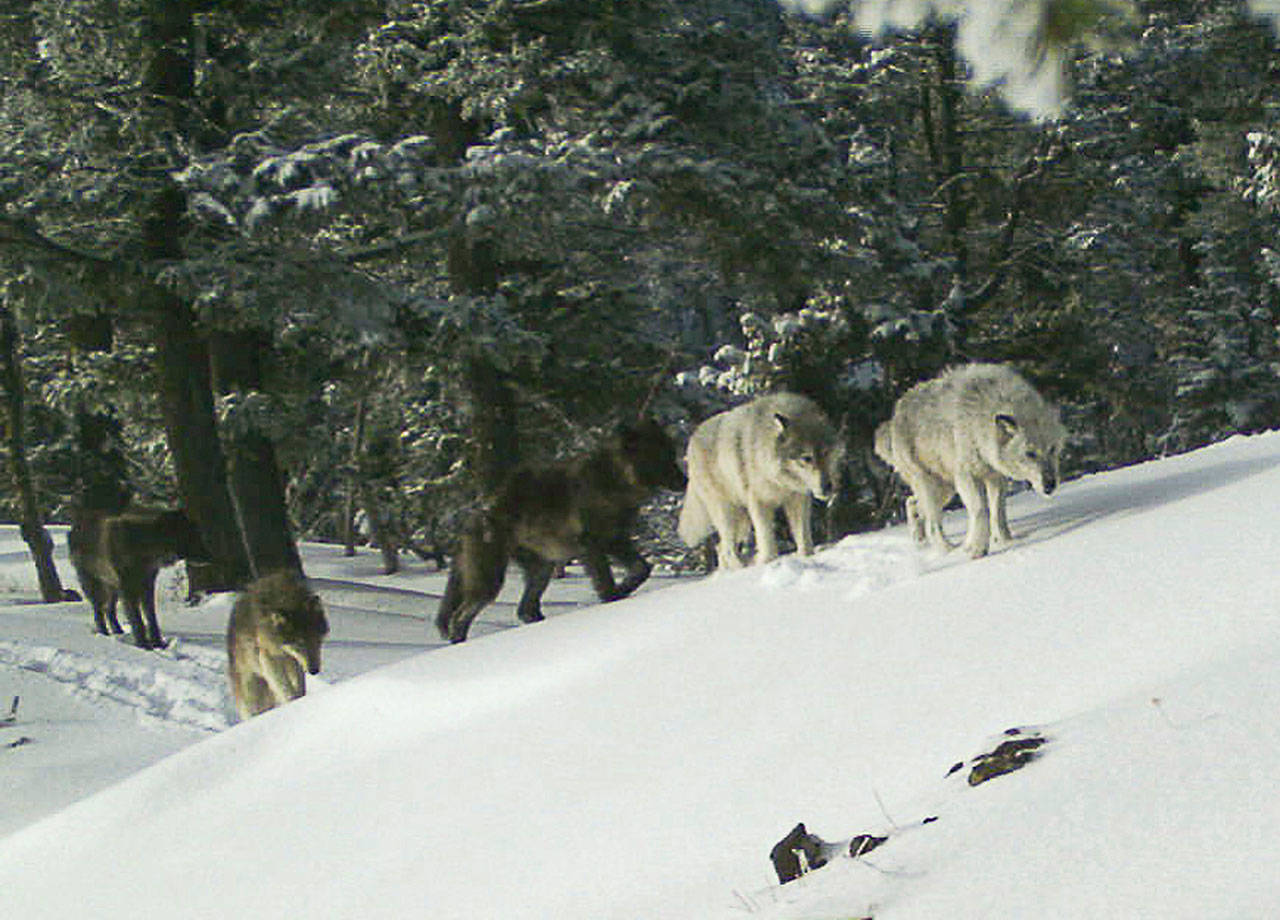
top-left (64, 362), bottom-right (1066, 722)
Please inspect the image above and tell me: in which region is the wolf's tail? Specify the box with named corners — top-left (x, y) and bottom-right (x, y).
top-left (677, 488), bottom-right (712, 547)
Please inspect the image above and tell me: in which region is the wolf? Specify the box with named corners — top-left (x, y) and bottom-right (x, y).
top-left (877, 363), bottom-right (1067, 558)
top-left (435, 417), bottom-right (687, 644)
top-left (678, 392), bottom-right (843, 569)
top-left (226, 571), bottom-right (329, 720)
top-left (68, 506), bottom-right (208, 649)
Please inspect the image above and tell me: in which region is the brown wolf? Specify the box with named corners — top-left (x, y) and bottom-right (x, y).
top-left (435, 418), bottom-right (686, 643)
top-left (68, 507), bottom-right (208, 649)
top-left (226, 571), bottom-right (329, 720)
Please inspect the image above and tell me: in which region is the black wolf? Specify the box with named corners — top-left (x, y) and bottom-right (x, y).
top-left (435, 418), bottom-right (686, 643)
top-left (68, 507), bottom-right (209, 649)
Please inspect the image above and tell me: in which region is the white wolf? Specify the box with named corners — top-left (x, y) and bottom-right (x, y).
top-left (226, 571), bottom-right (329, 721)
top-left (679, 392), bottom-right (843, 568)
top-left (876, 363), bottom-right (1067, 558)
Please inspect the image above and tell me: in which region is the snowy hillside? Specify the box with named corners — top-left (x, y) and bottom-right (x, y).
top-left (2, 432), bottom-right (1280, 919)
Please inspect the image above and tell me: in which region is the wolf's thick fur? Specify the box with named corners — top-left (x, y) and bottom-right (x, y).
top-left (678, 393), bottom-right (843, 568)
top-left (435, 418), bottom-right (687, 644)
top-left (226, 571), bottom-right (329, 720)
top-left (68, 507), bottom-right (208, 649)
top-left (877, 363), bottom-right (1067, 558)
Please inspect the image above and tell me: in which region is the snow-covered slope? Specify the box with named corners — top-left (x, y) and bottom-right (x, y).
top-left (2, 432), bottom-right (1279, 919)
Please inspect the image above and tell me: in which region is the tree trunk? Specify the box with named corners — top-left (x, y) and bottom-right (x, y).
top-left (463, 354), bottom-right (520, 495)
top-left (361, 495), bottom-right (400, 575)
top-left (0, 304), bottom-right (70, 602)
top-left (138, 0), bottom-right (250, 591)
top-left (343, 393), bottom-right (368, 557)
top-left (930, 27), bottom-right (969, 285)
top-left (448, 218), bottom-right (520, 494)
top-left (208, 330), bottom-right (303, 580)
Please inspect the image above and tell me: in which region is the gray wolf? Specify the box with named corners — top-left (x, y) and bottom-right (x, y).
top-left (226, 571), bottom-right (329, 720)
top-left (876, 363), bottom-right (1066, 558)
top-left (678, 392), bottom-right (842, 568)
top-left (435, 418), bottom-right (687, 644)
top-left (68, 507), bottom-right (208, 649)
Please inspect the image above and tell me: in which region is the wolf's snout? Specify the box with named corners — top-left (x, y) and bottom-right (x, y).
top-left (1042, 472), bottom-right (1057, 495)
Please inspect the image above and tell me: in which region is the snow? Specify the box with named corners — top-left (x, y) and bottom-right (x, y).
top-left (3, 431), bottom-right (1280, 918)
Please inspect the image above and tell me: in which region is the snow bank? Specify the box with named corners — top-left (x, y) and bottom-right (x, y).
top-left (1, 433), bottom-right (1279, 919)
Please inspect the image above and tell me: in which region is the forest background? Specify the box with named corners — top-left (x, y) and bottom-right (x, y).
top-left (2, 0), bottom-right (1279, 596)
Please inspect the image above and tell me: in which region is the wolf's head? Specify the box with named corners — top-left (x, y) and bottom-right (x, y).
top-left (276, 594), bottom-right (329, 675)
top-left (255, 572), bottom-right (329, 675)
top-left (774, 412), bottom-right (844, 503)
top-left (619, 418), bottom-right (687, 491)
top-left (993, 411), bottom-right (1067, 496)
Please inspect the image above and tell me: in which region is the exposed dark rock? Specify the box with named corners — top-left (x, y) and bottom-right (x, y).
top-left (770, 822), bottom-right (828, 883)
top-left (770, 823), bottom-right (889, 884)
top-left (848, 833), bottom-right (888, 858)
top-left (967, 735), bottom-right (1047, 786)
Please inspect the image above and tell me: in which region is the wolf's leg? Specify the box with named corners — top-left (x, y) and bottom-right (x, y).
top-left (955, 474), bottom-right (991, 558)
top-left (703, 500), bottom-right (746, 570)
top-left (140, 571), bottom-right (164, 648)
top-left (905, 496), bottom-right (925, 543)
top-left (582, 548), bottom-right (625, 601)
top-left (262, 654), bottom-right (304, 706)
top-left (103, 590), bottom-right (122, 634)
top-left (434, 563), bottom-right (469, 639)
top-left (904, 474), bottom-right (952, 551)
top-left (446, 600), bottom-right (490, 643)
top-left (747, 500), bottom-right (779, 565)
top-left (513, 550), bottom-right (554, 623)
top-left (608, 538), bottom-right (652, 598)
top-left (117, 577), bottom-right (153, 648)
top-left (83, 576), bottom-right (118, 635)
top-left (437, 526), bottom-right (507, 642)
top-left (237, 673), bottom-right (275, 719)
top-left (986, 478), bottom-right (1014, 547)
top-left (782, 494), bottom-right (814, 556)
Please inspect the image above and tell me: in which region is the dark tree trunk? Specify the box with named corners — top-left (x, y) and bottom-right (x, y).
top-left (342, 393), bottom-right (367, 557)
top-left (448, 218), bottom-right (520, 494)
top-left (69, 309), bottom-right (131, 513)
top-left (208, 330), bottom-right (303, 580)
top-left (361, 496), bottom-right (400, 575)
top-left (149, 286), bottom-right (253, 590)
top-left (462, 354), bottom-right (520, 495)
top-left (0, 305), bottom-right (71, 602)
top-left (929, 26), bottom-right (969, 285)
top-left (139, 0), bottom-right (250, 591)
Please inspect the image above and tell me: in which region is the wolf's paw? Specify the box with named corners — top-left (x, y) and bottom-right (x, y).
top-left (961, 541), bottom-right (989, 559)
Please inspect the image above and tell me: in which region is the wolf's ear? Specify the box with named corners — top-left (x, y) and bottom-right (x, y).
top-left (774, 413), bottom-right (791, 432)
top-left (995, 413), bottom-right (1018, 443)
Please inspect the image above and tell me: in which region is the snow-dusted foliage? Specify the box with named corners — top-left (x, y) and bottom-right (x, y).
top-left (780, 0), bottom-right (1136, 117)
